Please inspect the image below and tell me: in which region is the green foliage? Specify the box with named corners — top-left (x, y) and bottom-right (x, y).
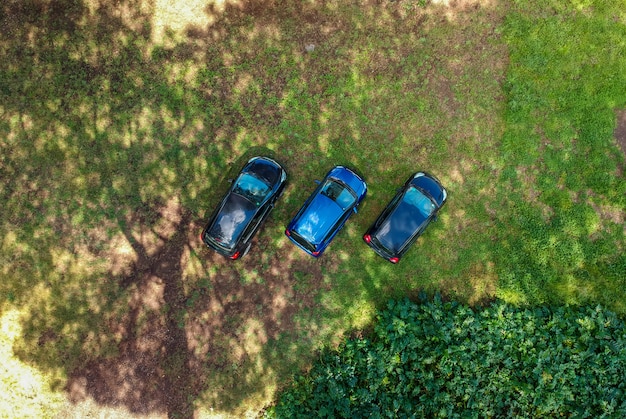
top-left (267, 297), bottom-right (626, 418)
top-left (2, 0), bottom-right (626, 416)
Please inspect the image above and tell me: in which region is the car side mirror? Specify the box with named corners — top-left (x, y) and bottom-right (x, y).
top-left (314, 180), bottom-right (321, 185)
top-left (227, 178), bottom-right (234, 183)
top-left (353, 207), bottom-right (358, 214)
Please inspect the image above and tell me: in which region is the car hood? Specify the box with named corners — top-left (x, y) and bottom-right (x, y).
top-left (248, 158), bottom-right (283, 186)
top-left (328, 166), bottom-right (367, 199)
top-left (208, 193), bottom-right (256, 248)
top-left (294, 194), bottom-right (344, 246)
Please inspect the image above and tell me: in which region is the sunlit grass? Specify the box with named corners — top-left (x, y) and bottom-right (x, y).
top-left (0, 309), bottom-right (64, 418)
top-left (1, 0), bottom-right (625, 416)
top-left (495, 0), bottom-right (626, 309)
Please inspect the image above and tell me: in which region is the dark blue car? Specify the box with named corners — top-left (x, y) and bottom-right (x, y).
top-left (201, 156), bottom-right (287, 260)
top-left (363, 172), bottom-right (447, 263)
top-left (285, 166), bottom-right (367, 257)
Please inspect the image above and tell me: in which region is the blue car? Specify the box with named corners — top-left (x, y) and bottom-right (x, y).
top-left (285, 166), bottom-right (367, 257)
top-left (363, 172), bottom-right (447, 263)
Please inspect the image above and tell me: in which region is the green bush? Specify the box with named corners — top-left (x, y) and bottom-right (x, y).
top-left (266, 297), bottom-right (626, 418)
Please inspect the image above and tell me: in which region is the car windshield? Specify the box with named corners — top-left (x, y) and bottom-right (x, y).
top-left (233, 173), bottom-right (271, 206)
top-left (375, 187), bottom-right (435, 253)
top-left (320, 179), bottom-right (356, 210)
top-left (404, 187), bottom-right (436, 217)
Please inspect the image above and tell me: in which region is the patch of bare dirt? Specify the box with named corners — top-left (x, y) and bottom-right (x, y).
top-left (62, 196), bottom-right (330, 418)
top-left (66, 199), bottom-right (197, 417)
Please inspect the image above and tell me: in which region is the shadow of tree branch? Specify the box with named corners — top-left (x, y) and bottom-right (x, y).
top-left (0, 0), bottom-right (519, 416)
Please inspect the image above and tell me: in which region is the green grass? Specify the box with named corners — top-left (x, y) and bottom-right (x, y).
top-left (0, 0), bottom-right (624, 417)
top-left (495, 0), bottom-right (626, 309)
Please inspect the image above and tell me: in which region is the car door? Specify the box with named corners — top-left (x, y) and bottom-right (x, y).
top-left (323, 203), bottom-right (354, 247)
top-left (399, 210), bottom-right (436, 256)
top-left (240, 203), bottom-right (269, 245)
top-left (375, 192), bottom-right (402, 228)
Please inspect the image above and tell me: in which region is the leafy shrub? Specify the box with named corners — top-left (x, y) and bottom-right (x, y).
top-left (266, 297), bottom-right (626, 418)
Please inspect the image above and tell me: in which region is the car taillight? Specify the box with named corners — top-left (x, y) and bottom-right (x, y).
top-left (285, 229), bottom-right (291, 237)
top-left (389, 257), bottom-right (399, 264)
top-left (312, 250), bottom-right (321, 256)
top-left (363, 234), bottom-right (371, 243)
top-left (230, 251), bottom-right (241, 260)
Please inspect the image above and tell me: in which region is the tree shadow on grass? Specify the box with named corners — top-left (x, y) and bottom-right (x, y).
top-left (1, 1), bottom-right (334, 415)
top-left (65, 202), bottom-right (196, 416)
top-left (61, 192), bottom-right (330, 417)
top-left (0, 0), bottom-right (516, 416)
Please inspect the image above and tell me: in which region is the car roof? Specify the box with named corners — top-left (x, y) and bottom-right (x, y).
top-left (374, 187), bottom-right (431, 254)
top-left (293, 192), bottom-right (344, 246)
top-left (207, 193), bottom-right (256, 249)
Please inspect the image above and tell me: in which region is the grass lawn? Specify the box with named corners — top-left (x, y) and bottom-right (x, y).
top-left (0, 0), bottom-right (624, 417)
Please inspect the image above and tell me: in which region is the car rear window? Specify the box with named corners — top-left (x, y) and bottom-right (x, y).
top-left (375, 187), bottom-right (433, 253)
top-left (289, 230), bottom-right (317, 253)
top-left (208, 194), bottom-right (256, 249)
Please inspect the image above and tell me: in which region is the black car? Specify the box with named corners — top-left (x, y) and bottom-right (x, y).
top-left (201, 156), bottom-right (287, 260)
top-left (363, 172), bottom-right (447, 263)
